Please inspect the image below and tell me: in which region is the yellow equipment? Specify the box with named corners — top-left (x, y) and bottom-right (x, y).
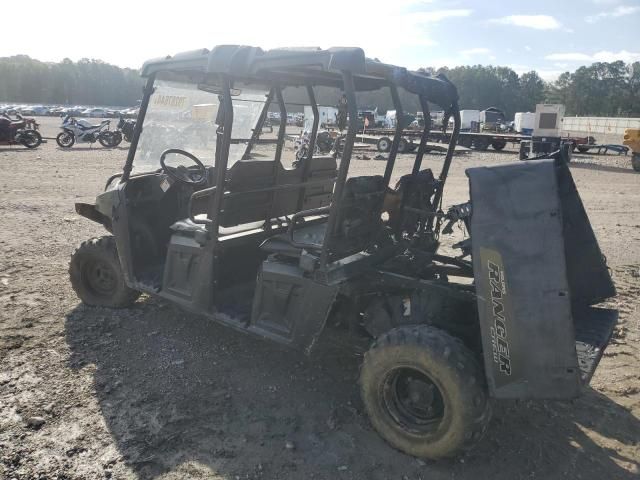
top-left (623, 128), bottom-right (640, 171)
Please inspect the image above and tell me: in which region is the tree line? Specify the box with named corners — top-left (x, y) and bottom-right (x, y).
top-left (1, 55), bottom-right (639, 117)
top-left (0, 55), bottom-right (142, 107)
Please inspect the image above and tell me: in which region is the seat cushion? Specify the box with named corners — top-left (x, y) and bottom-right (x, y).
top-left (259, 221), bottom-right (327, 256)
top-left (170, 218), bottom-right (208, 236)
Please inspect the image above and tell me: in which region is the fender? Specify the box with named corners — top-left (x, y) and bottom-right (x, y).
top-left (75, 202), bottom-right (112, 231)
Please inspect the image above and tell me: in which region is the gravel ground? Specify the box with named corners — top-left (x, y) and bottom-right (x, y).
top-left (0, 117), bottom-right (638, 480)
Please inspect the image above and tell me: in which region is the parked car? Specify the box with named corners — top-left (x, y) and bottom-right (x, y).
top-left (31, 106), bottom-right (50, 116)
top-left (81, 108), bottom-right (110, 118)
top-left (62, 107), bottom-right (85, 116)
top-left (119, 108), bottom-right (139, 118)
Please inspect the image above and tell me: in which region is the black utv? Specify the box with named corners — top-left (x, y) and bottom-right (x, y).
top-left (70, 46), bottom-right (617, 459)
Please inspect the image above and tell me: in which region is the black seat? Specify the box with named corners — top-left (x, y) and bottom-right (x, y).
top-left (260, 221), bottom-right (327, 257)
top-left (171, 155), bottom-right (337, 244)
top-left (259, 175), bottom-right (385, 259)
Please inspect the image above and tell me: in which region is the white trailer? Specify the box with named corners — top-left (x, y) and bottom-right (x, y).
top-left (514, 112), bottom-right (535, 134)
top-left (448, 110), bottom-right (480, 130)
top-left (303, 105), bottom-right (338, 131)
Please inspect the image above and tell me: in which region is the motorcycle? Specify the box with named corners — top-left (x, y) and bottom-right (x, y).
top-left (293, 129), bottom-right (335, 162)
top-left (116, 114), bottom-right (136, 142)
top-left (56, 115), bottom-right (122, 148)
top-left (0, 113), bottom-right (43, 148)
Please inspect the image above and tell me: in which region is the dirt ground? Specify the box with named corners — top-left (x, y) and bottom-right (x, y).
top-left (0, 117), bottom-right (639, 480)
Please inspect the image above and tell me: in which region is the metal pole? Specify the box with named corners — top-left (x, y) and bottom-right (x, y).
top-left (319, 71), bottom-right (358, 268)
top-left (121, 74), bottom-right (155, 182)
top-left (412, 96), bottom-right (431, 175)
top-left (242, 88), bottom-right (274, 160)
top-left (428, 102), bottom-right (460, 232)
top-left (383, 84), bottom-right (403, 188)
top-left (209, 74), bottom-right (234, 239)
top-left (274, 87), bottom-right (286, 165)
top-left (297, 85), bottom-right (319, 210)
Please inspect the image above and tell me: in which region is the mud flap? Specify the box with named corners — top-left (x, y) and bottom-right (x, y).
top-left (467, 159), bottom-right (616, 399)
top-left (250, 258), bottom-right (338, 353)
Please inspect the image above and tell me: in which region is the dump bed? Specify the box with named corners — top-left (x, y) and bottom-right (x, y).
top-left (467, 159), bottom-right (616, 399)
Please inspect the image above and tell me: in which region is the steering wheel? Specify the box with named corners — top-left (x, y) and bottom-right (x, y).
top-left (159, 149), bottom-right (207, 186)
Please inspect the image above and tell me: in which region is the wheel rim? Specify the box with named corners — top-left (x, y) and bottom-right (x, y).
top-left (82, 259), bottom-right (117, 297)
top-left (379, 139), bottom-right (389, 151)
top-left (60, 133), bottom-right (73, 146)
top-left (382, 367), bottom-right (445, 434)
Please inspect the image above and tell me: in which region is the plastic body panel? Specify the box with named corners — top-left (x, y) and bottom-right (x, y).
top-left (467, 159), bottom-right (615, 399)
top-left (250, 259), bottom-right (338, 352)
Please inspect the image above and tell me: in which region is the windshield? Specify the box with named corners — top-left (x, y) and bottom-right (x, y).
top-left (132, 73), bottom-right (268, 174)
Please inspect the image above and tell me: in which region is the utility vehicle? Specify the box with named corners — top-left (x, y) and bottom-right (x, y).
top-left (70, 46), bottom-right (618, 459)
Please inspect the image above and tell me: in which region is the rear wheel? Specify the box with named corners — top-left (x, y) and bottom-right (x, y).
top-left (69, 236), bottom-right (140, 307)
top-left (472, 137), bottom-right (489, 151)
top-left (398, 137), bottom-right (409, 153)
top-left (458, 136), bottom-right (472, 148)
top-left (632, 153), bottom-right (640, 172)
top-left (56, 131), bottom-right (75, 148)
top-left (20, 130), bottom-right (42, 149)
top-left (360, 326), bottom-right (491, 459)
top-left (110, 131), bottom-right (123, 147)
top-left (98, 131), bottom-right (121, 148)
top-left (491, 140), bottom-right (506, 151)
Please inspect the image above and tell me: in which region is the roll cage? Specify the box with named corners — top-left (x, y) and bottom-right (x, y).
top-left (123, 46), bottom-right (461, 274)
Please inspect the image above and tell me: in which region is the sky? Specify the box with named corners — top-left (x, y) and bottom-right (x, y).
top-left (2, 0), bottom-right (639, 81)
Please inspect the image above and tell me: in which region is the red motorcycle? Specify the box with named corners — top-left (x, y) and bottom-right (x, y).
top-left (0, 113), bottom-right (43, 148)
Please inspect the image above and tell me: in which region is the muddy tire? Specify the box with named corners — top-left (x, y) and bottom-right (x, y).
top-left (360, 325), bottom-right (491, 460)
top-left (398, 137), bottom-right (409, 153)
top-left (56, 131), bottom-right (75, 148)
top-left (69, 236), bottom-right (140, 308)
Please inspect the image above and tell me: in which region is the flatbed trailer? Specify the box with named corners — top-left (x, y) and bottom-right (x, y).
top-left (361, 128), bottom-right (529, 152)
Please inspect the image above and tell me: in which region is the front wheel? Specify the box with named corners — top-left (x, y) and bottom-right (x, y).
top-left (360, 326), bottom-right (491, 459)
top-left (56, 131), bottom-right (75, 148)
top-left (69, 236), bottom-right (140, 307)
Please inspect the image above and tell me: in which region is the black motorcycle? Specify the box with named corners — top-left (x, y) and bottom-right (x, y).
top-left (117, 115), bottom-right (136, 142)
top-left (0, 113), bottom-right (42, 148)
